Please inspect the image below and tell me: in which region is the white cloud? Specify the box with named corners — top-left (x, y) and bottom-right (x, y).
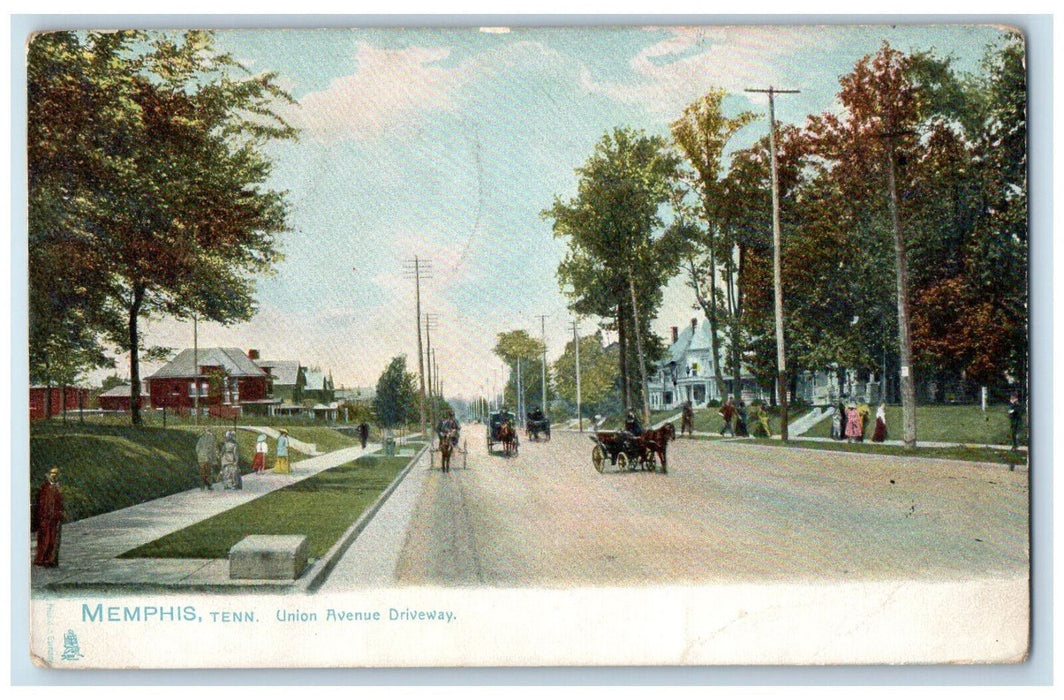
top-left (293, 43), bottom-right (462, 143)
top-left (293, 39), bottom-right (555, 144)
top-left (580, 26), bottom-right (833, 117)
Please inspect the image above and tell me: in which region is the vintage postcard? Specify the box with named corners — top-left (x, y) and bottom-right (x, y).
top-left (22, 22), bottom-right (1031, 669)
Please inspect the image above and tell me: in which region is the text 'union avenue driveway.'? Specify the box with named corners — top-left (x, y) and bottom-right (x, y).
top-left (393, 425), bottom-right (1028, 587)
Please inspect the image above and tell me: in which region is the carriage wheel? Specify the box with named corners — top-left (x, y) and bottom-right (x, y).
top-left (616, 452), bottom-right (629, 471)
top-left (592, 445), bottom-right (606, 473)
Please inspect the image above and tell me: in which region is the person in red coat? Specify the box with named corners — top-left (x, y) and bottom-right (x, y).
top-left (33, 467), bottom-right (64, 567)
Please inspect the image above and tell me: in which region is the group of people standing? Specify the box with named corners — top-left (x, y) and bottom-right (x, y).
top-left (195, 427), bottom-right (292, 492)
top-left (718, 397), bottom-right (770, 438)
top-left (831, 400), bottom-right (887, 443)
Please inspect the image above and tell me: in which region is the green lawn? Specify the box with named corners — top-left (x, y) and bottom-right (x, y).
top-left (120, 454), bottom-right (408, 560)
top-left (724, 436), bottom-right (1027, 467)
top-left (798, 404), bottom-right (1024, 445)
top-left (31, 422), bottom-right (204, 524)
top-left (284, 426), bottom-right (359, 453)
top-left (30, 421), bottom-right (362, 523)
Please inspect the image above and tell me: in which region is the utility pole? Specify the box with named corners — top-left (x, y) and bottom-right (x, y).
top-left (192, 314), bottom-right (198, 425)
top-left (424, 313), bottom-right (438, 433)
top-left (536, 314), bottom-right (549, 413)
top-left (516, 357), bottom-right (523, 426)
top-left (402, 257), bottom-right (432, 437)
top-left (571, 317), bottom-right (583, 433)
top-left (877, 128), bottom-right (918, 448)
top-left (745, 85), bottom-right (799, 441)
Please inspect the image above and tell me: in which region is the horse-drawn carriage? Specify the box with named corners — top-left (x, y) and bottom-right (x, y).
top-left (526, 412), bottom-right (551, 442)
top-left (435, 425), bottom-right (465, 472)
top-left (487, 411), bottom-right (519, 456)
top-left (589, 423), bottom-right (675, 474)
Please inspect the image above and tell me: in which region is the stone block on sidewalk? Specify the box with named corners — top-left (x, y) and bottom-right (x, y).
top-left (229, 535), bottom-right (309, 580)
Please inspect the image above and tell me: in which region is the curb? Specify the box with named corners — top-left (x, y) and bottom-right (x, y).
top-left (299, 443), bottom-right (429, 593)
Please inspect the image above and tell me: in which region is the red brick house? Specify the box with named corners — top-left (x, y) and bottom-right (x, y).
top-left (29, 386), bottom-right (90, 421)
top-left (146, 348), bottom-right (273, 416)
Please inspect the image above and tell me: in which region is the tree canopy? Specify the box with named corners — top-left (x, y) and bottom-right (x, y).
top-left (28, 30), bottom-right (297, 423)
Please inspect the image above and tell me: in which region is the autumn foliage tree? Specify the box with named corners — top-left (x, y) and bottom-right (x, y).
top-left (27, 30), bottom-right (297, 424)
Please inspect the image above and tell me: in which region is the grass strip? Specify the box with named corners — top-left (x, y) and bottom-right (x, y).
top-left (119, 454), bottom-right (407, 560)
top-left (698, 435), bottom-right (1027, 466)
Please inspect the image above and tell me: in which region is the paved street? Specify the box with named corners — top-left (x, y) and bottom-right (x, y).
top-left (392, 425), bottom-right (1029, 587)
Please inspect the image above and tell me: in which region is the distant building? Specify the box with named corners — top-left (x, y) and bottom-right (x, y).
top-left (648, 317), bottom-right (770, 410)
top-left (254, 358), bottom-right (306, 403)
top-left (303, 369), bottom-right (335, 404)
top-left (146, 347), bottom-right (274, 416)
top-left (96, 383), bottom-right (147, 412)
top-left (29, 386), bottom-right (90, 421)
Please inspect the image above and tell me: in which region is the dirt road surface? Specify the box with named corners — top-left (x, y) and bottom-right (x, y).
top-left (395, 425), bottom-right (1028, 587)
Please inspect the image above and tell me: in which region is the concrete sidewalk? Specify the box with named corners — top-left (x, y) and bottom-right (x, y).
top-left (30, 442), bottom-right (382, 593)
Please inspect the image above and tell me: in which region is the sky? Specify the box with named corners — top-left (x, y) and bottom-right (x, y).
top-left (105, 23), bottom-right (1011, 400)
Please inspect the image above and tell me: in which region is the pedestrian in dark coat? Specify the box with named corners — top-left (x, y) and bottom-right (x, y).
top-left (33, 467), bottom-right (64, 567)
top-left (1008, 394), bottom-right (1024, 451)
top-left (358, 421), bottom-right (369, 449)
top-left (719, 398), bottom-right (736, 437)
top-left (735, 400), bottom-right (749, 437)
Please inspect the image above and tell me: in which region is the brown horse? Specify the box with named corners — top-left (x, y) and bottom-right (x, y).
top-left (639, 422), bottom-right (676, 473)
top-left (439, 429), bottom-right (458, 472)
top-left (498, 421), bottom-right (518, 457)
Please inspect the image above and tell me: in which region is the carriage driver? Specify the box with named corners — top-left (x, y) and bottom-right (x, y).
top-left (437, 410), bottom-right (460, 446)
top-left (530, 406), bottom-right (545, 422)
top-left (624, 410), bottom-right (644, 437)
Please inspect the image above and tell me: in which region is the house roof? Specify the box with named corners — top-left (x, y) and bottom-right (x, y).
top-left (304, 370), bottom-right (332, 392)
top-left (255, 359), bottom-right (301, 386)
top-left (148, 348), bottom-right (267, 380)
top-left (98, 384), bottom-right (137, 398)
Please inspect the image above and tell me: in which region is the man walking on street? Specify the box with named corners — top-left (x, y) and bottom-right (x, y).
top-left (358, 421), bottom-right (369, 449)
top-left (1008, 393), bottom-right (1024, 451)
top-left (719, 397), bottom-right (736, 437)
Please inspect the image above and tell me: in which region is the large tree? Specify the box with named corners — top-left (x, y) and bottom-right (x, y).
top-left (28, 32), bottom-right (134, 405)
top-left (27, 30), bottom-right (297, 424)
top-left (492, 330), bottom-right (547, 413)
top-left (551, 331), bottom-right (621, 417)
top-left (545, 127), bottom-right (682, 416)
top-left (670, 88), bottom-right (757, 398)
top-left (373, 355), bottom-right (419, 429)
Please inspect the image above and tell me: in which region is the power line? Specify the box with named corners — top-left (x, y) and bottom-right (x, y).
top-left (402, 256), bottom-right (432, 437)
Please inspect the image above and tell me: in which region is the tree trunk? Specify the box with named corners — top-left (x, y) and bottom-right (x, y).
top-left (617, 305), bottom-right (630, 411)
top-left (128, 282), bottom-right (145, 426)
top-left (707, 249), bottom-right (725, 399)
top-left (628, 266), bottom-right (651, 426)
top-left (43, 355), bottom-right (52, 420)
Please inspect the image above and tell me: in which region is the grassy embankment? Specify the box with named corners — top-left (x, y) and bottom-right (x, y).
top-left (29, 421), bottom-right (358, 524)
top-left (120, 453), bottom-right (409, 560)
top-left (679, 403), bottom-right (1026, 466)
top-left (799, 403), bottom-right (1023, 445)
top-left (736, 437), bottom-right (1028, 467)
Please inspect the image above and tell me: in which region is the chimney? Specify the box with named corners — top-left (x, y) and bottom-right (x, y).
top-left (248, 349), bottom-right (260, 361)
top-left (671, 327), bottom-right (678, 344)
